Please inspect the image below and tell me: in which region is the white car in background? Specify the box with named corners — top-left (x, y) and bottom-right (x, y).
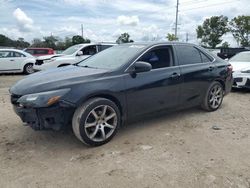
top-left (0, 49), bottom-right (36, 74)
top-left (33, 43), bottom-right (115, 71)
top-left (229, 51), bottom-right (250, 89)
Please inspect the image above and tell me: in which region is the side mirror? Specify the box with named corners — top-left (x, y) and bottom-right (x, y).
top-left (225, 58), bottom-right (229, 61)
top-left (76, 51), bottom-right (83, 56)
top-left (133, 61), bottom-right (152, 73)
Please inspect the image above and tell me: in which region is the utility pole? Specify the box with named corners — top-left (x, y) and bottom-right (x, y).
top-left (81, 24), bottom-right (83, 38)
top-left (174, 0), bottom-right (179, 39)
top-left (186, 32), bottom-right (189, 42)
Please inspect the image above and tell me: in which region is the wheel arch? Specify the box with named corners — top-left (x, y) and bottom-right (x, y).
top-left (214, 79), bottom-right (225, 91)
top-left (85, 93), bottom-right (123, 117)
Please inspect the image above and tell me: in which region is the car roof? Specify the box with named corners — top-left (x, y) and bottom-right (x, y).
top-left (0, 49), bottom-right (26, 53)
top-left (119, 41), bottom-right (195, 48)
top-left (0, 48), bottom-right (34, 57)
top-left (25, 48), bottom-right (54, 50)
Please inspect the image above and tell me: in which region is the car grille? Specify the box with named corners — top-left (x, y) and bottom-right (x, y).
top-left (10, 94), bottom-right (22, 105)
top-left (35, 59), bottom-right (44, 65)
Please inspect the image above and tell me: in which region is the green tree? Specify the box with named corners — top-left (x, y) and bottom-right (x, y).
top-left (116, 33), bottom-right (134, 44)
top-left (31, 38), bottom-right (44, 47)
top-left (15, 37), bottom-right (30, 49)
top-left (0, 34), bottom-right (14, 46)
top-left (229, 15), bottom-right (250, 47)
top-left (221, 41), bottom-right (230, 48)
top-left (166, 33), bottom-right (178, 41)
top-left (64, 37), bottom-right (73, 49)
top-left (43, 36), bottom-right (58, 49)
top-left (197, 15), bottom-right (229, 48)
top-left (72, 35), bottom-right (91, 45)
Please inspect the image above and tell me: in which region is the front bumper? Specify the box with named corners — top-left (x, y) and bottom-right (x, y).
top-left (232, 73), bottom-right (250, 89)
top-left (13, 104), bottom-right (75, 131)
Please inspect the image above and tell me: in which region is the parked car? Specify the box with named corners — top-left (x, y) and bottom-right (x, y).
top-left (217, 47), bottom-right (249, 59)
top-left (0, 49), bottom-right (35, 74)
top-left (10, 42), bottom-right (233, 146)
top-left (24, 48), bottom-right (55, 56)
top-left (229, 51), bottom-right (250, 89)
top-left (33, 43), bottom-right (115, 71)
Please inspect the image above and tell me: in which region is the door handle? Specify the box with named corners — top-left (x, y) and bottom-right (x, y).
top-left (208, 66), bottom-right (214, 71)
top-left (10, 59), bottom-right (14, 61)
top-left (171, 72), bottom-right (180, 79)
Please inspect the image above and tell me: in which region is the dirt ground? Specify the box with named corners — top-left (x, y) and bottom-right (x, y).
top-left (0, 75), bottom-right (250, 188)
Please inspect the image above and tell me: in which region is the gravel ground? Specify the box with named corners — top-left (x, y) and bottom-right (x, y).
top-left (0, 75), bottom-right (250, 188)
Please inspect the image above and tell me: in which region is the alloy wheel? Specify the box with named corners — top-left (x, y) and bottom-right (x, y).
top-left (84, 105), bottom-right (117, 142)
top-left (209, 85), bottom-right (223, 109)
top-left (26, 64), bottom-right (34, 74)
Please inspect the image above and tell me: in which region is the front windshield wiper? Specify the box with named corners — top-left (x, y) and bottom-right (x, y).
top-left (80, 65), bottom-right (99, 69)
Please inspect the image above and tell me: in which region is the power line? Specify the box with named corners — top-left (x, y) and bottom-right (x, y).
top-left (181, 0), bottom-right (239, 12)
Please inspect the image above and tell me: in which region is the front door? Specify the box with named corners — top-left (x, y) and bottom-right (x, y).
top-left (125, 46), bottom-right (181, 118)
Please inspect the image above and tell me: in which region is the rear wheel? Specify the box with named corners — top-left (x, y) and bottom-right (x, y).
top-left (23, 63), bottom-right (34, 74)
top-left (201, 81), bottom-right (224, 111)
top-left (72, 98), bottom-right (120, 146)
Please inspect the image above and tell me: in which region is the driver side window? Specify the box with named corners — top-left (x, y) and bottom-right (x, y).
top-left (81, 45), bottom-right (97, 55)
top-left (138, 47), bottom-right (172, 69)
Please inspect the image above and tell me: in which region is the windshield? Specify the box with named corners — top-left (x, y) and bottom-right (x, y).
top-left (62, 44), bottom-right (83, 55)
top-left (230, 52), bottom-right (250, 62)
top-left (77, 44), bottom-right (146, 70)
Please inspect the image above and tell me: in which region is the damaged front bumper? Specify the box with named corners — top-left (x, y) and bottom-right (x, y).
top-left (12, 100), bottom-right (75, 131)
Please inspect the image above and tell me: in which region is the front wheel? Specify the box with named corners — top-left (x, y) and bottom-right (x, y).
top-left (23, 63), bottom-right (34, 74)
top-left (201, 81), bottom-right (224, 111)
top-left (72, 98), bottom-right (120, 146)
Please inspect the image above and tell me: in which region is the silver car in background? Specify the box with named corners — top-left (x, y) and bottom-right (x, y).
top-left (229, 51), bottom-right (250, 89)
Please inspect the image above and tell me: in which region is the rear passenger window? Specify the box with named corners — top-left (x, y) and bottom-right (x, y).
top-left (200, 52), bottom-right (212, 63)
top-left (176, 45), bottom-right (202, 65)
top-left (138, 47), bottom-right (172, 69)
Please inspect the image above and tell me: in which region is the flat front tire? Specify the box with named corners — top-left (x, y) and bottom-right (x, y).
top-left (72, 98), bottom-right (120, 146)
top-left (201, 81), bottom-right (224, 112)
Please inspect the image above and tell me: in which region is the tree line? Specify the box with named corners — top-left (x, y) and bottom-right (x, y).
top-left (167, 15), bottom-right (249, 49)
top-left (0, 32), bottom-right (134, 50)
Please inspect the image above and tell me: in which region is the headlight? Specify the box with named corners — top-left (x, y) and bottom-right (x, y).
top-left (17, 88), bottom-right (70, 107)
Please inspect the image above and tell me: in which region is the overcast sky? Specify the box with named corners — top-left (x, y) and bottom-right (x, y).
top-left (0, 0), bottom-right (249, 46)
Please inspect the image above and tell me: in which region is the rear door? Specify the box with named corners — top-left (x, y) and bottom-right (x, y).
top-left (174, 44), bottom-right (214, 107)
top-left (125, 45), bottom-right (181, 118)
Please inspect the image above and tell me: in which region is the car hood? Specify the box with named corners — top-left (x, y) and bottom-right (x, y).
top-left (53, 55), bottom-right (75, 61)
top-left (36, 54), bottom-right (64, 60)
top-left (10, 65), bottom-right (109, 95)
top-left (229, 61), bottom-right (250, 71)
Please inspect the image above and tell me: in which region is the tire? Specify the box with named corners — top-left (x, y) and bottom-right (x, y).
top-left (72, 98), bottom-right (121, 146)
top-left (201, 81), bottom-right (224, 112)
top-left (23, 63), bottom-right (34, 74)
